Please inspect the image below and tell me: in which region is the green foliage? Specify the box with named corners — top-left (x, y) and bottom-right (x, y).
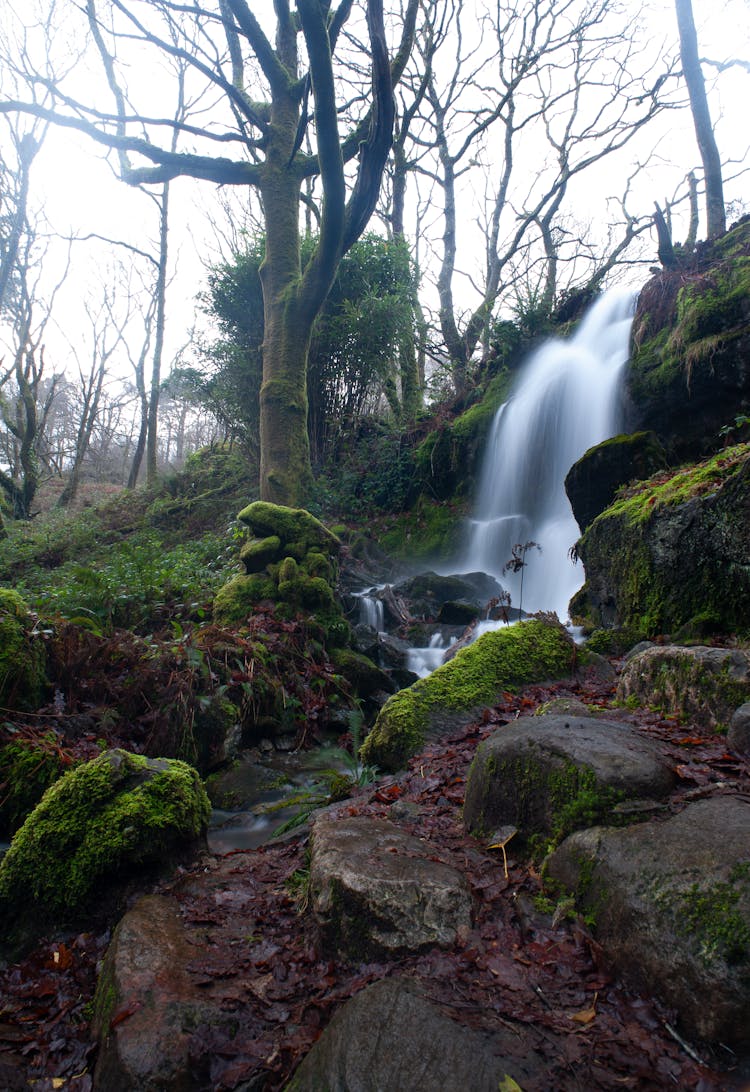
top-left (199, 232), bottom-right (419, 464)
top-left (0, 591), bottom-right (47, 710)
top-left (14, 529), bottom-right (234, 633)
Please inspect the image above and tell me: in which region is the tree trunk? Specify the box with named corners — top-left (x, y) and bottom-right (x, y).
top-left (675, 0), bottom-right (725, 239)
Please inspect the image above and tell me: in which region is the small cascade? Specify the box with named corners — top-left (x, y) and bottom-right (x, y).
top-left (461, 286), bottom-right (637, 621)
top-left (356, 589), bottom-right (385, 632)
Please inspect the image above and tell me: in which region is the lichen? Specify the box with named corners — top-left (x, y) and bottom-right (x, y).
top-left (359, 619), bottom-right (575, 772)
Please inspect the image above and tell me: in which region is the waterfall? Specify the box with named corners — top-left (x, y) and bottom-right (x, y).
top-left (461, 286), bottom-right (637, 621)
top-left (356, 589), bottom-right (385, 631)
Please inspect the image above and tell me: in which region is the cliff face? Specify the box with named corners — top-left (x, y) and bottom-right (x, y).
top-left (626, 217), bottom-right (750, 460)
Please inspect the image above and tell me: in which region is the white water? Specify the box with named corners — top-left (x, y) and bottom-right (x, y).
top-left (460, 286), bottom-right (637, 621)
top-left (354, 588), bottom-right (385, 631)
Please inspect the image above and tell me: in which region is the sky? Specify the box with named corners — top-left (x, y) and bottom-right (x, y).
top-left (3, 0), bottom-right (749, 389)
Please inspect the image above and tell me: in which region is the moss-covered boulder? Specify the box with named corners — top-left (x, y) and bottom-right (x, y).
top-left (0, 588), bottom-right (47, 710)
top-left (0, 749), bottom-right (209, 952)
top-left (616, 644), bottom-right (750, 731)
top-left (572, 443), bottom-right (750, 634)
top-left (359, 619), bottom-right (577, 772)
top-left (627, 218), bottom-right (750, 460)
top-left (0, 731), bottom-right (72, 837)
top-left (213, 502), bottom-right (347, 643)
top-left (564, 431), bottom-right (668, 532)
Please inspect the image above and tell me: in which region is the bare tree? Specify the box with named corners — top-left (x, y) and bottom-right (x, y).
top-left (674, 0), bottom-right (725, 238)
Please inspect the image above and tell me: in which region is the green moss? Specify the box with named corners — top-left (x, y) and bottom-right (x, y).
top-left (237, 502), bottom-right (340, 556)
top-left (360, 620), bottom-right (575, 772)
top-left (240, 534), bottom-right (282, 573)
top-left (0, 749), bottom-right (209, 936)
top-left (597, 444), bottom-right (750, 527)
top-left (656, 863), bottom-right (750, 965)
top-left (0, 733), bottom-right (72, 836)
top-left (213, 573), bottom-right (277, 623)
top-left (585, 626), bottom-right (646, 656)
top-left (0, 589), bottom-right (47, 710)
top-left (377, 498), bottom-right (464, 562)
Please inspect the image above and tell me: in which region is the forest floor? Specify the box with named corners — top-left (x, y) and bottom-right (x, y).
top-left (1, 657), bottom-right (749, 1091)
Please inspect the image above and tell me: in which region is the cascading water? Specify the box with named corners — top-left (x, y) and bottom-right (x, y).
top-left (461, 286), bottom-right (637, 621)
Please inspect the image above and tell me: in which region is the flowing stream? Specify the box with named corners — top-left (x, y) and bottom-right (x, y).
top-left (459, 286), bottom-right (637, 621)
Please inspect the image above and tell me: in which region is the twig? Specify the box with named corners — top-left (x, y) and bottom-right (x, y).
top-left (663, 1021), bottom-right (706, 1066)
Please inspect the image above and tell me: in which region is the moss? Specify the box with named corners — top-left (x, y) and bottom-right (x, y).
top-left (237, 501), bottom-right (340, 556)
top-left (585, 626), bottom-right (646, 656)
top-left (0, 749), bottom-right (209, 936)
top-left (213, 573), bottom-right (277, 623)
top-left (331, 648), bottom-right (391, 698)
top-left (656, 863), bottom-right (750, 965)
top-left (301, 551), bottom-right (333, 583)
top-left (377, 498), bottom-right (465, 562)
top-left (360, 619), bottom-right (575, 772)
top-left (0, 589), bottom-right (47, 710)
top-left (240, 534), bottom-right (282, 573)
top-left (0, 733), bottom-right (73, 836)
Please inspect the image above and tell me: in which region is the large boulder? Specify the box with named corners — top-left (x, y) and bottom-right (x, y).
top-left (309, 815), bottom-right (472, 960)
top-left (463, 714), bottom-right (675, 851)
top-left (617, 644), bottom-right (750, 731)
top-left (286, 977), bottom-right (545, 1092)
top-left (564, 431), bottom-right (668, 532)
top-left (92, 894), bottom-right (217, 1091)
top-left (545, 796), bottom-right (750, 1046)
top-left (626, 219), bottom-right (750, 461)
top-left (390, 570), bottom-right (506, 620)
top-left (359, 618), bottom-right (577, 772)
top-left (571, 442), bottom-right (750, 634)
top-left (0, 749), bottom-right (209, 952)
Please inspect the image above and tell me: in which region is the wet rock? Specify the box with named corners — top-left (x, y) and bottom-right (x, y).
top-left (546, 796), bottom-right (750, 1046)
top-left (728, 702), bottom-right (750, 754)
top-left (392, 570), bottom-right (505, 620)
top-left (286, 977), bottom-right (545, 1091)
top-left (309, 815), bottom-right (471, 959)
top-left (617, 644), bottom-right (750, 730)
top-left (92, 894), bottom-right (216, 1091)
top-left (204, 752), bottom-right (287, 811)
top-left (565, 431), bottom-right (668, 532)
top-left (463, 714), bottom-right (675, 848)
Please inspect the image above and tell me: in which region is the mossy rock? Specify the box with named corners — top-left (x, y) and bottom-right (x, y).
top-left (240, 535), bottom-right (282, 573)
top-left (0, 589), bottom-right (47, 711)
top-left (564, 431), bottom-right (668, 532)
top-left (237, 502), bottom-right (340, 557)
top-left (359, 619), bottom-right (576, 772)
top-left (627, 220), bottom-right (750, 460)
top-left (213, 573), bottom-right (276, 624)
top-left (0, 732), bottom-right (72, 837)
top-left (331, 648), bottom-right (394, 699)
top-left (0, 749), bottom-right (209, 953)
top-left (573, 443), bottom-right (750, 634)
top-left (616, 644), bottom-right (750, 731)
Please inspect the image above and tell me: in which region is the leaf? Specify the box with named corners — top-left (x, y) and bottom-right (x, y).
top-left (571, 991), bottom-right (598, 1025)
top-left (498, 1077), bottom-right (524, 1091)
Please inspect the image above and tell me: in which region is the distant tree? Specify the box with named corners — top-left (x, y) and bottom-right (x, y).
top-left (674, 0), bottom-right (726, 238)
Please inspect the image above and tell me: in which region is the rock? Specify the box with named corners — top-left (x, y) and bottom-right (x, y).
top-left (627, 220), bottom-right (750, 462)
top-left (330, 647), bottom-right (396, 698)
top-left (437, 599), bottom-right (481, 625)
top-left (545, 796), bottom-right (750, 1046)
top-left (92, 894), bottom-right (216, 1091)
top-left (204, 752), bottom-right (287, 810)
top-left (617, 644), bottom-right (750, 730)
top-left (285, 977), bottom-right (545, 1092)
top-left (391, 570), bottom-right (505, 620)
top-left (728, 702), bottom-right (750, 754)
top-left (565, 431), bottom-right (668, 531)
top-left (0, 749), bottom-right (209, 953)
top-left (309, 815), bottom-right (472, 959)
top-left (463, 714), bottom-right (675, 849)
top-left (359, 618), bottom-right (577, 772)
top-left (572, 443), bottom-right (750, 633)
top-left (534, 697), bottom-right (595, 717)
